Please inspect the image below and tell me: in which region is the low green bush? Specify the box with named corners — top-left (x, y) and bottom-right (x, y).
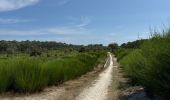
top-left (13, 59), bottom-right (48, 92)
top-left (0, 60), bottom-right (13, 92)
top-left (0, 51), bottom-right (106, 93)
top-left (115, 48), bottom-right (132, 61)
top-left (119, 32), bottom-right (170, 99)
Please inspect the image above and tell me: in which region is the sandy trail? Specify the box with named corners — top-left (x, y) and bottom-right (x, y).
top-left (76, 52), bottom-right (114, 100)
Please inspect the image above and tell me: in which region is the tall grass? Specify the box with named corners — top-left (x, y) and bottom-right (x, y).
top-left (0, 51), bottom-right (106, 93)
top-left (119, 31), bottom-right (170, 99)
top-left (0, 60), bottom-right (13, 92)
top-left (14, 59), bottom-right (48, 92)
top-left (114, 48), bottom-right (132, 61)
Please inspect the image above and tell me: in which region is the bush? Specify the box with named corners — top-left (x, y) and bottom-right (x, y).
top-left (0, 60), bottom-right (13, 92)
top-left (13, 59), bottom-right (48, 92)
top-left (115, 48), bottom-right (132, 61)
top-left (119, 32), bottom-right (170, 99)
top-left (0, 51), bottom-right (106, 93)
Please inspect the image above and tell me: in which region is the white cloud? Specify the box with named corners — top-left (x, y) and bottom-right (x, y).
top-left (75, 16), bottom-right (91, 28)
top-left (47, 26), bottom-right (87, 35)
top-left (0, 26), bottom-right (87, 36)
top-left (0, 18), bottom-right (32, 24)
top-left (68, 16), bottom-right (91, 28)
top-left (0, 16), bottom-right (93, 45)
top-left (57, 0), bottom-right (70, 6)
top-left (0, 0), bottom-right (39, 12)
top-left (0, 16), bottom-right (91, 36)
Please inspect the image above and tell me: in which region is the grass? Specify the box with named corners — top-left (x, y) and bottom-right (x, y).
top-left (0, 60), bottom-right (13, 92)
top-left (119, 31), bottom-right (170, 99)
top-left (14, 59), bottom-right (48, 92)
top-left (114, 48), bottom-right (133, 61)
top-left (0, 51), bottom-right (106, 93)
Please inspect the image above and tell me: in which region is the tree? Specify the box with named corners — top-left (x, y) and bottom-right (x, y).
top-left (79, 47), bottom-right (86, 52)
top-left (108, 43), bottom-right (119, 53)
top-left (120, 39), bottom-right (148, 49)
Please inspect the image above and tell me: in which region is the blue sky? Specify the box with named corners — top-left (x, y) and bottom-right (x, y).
top-left (0, 0), bottom-right (170, 45)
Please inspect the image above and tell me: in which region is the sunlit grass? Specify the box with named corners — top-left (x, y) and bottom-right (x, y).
top-left (0, 51), bottom-right (106, 93)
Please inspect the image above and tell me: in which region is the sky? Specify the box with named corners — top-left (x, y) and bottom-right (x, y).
top-left (0, 0), bottom-right (170, 45)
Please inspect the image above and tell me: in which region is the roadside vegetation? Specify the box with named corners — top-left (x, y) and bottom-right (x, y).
top-left (114, 30), bottom-right (170, 99)
top-left (0, 41), bottom-right (107, 93)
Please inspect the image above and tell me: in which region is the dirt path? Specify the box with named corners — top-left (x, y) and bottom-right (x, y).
top-left (75, 52), bottom-right (114, 100)
top-left (0, 52), bottom-right (123, 100)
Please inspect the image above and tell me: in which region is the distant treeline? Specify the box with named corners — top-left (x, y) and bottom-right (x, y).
top-left (108, 39), bottom-right (148, 57)
top-left (120, 39), bottom-right (148, 49)
top-left (0, 40), bottom-right (107, 55)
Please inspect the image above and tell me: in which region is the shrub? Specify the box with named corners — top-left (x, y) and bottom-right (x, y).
top-left (119, 32), bottom-right (170, 99)
top-left (13, 59), bottom-right (48, 92)
top-left (0, 60), bottom-right (13, 92)
top-left (0, 51), bottom-right (106, 93)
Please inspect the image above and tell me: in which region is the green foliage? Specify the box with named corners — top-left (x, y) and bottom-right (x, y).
top-left (108, 43), bottom-right (119, 53)
top-left (120, 39), bottom-right (147, 49)
top-left (14, 59), bottom-right (48, 92)
top-left (78, 47), bottom-right (86, 52)
top-left (114, 48), bottom-right (132, 61)
top-left (0, 51), bottom-right (106, 93)
top-left (0, 40), bottom-right (107, 55)
top-left (0, 60), bottom-right (13, 92)
top-left (119, 32), bottom-right (170, 99)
